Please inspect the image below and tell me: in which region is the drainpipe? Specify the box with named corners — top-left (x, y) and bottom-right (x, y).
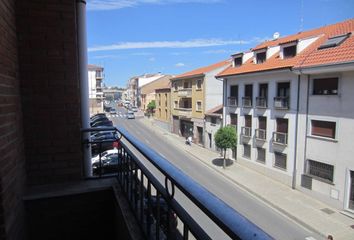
top-left (77, 0), bottom-right (92, 177)
top-left (292, 74), bottom-right (301, 189)
top-left (303, 74), bottom-right (311, 173)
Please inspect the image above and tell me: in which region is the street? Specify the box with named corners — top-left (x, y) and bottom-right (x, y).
top-left (110, 106), bottom-right (321, 240)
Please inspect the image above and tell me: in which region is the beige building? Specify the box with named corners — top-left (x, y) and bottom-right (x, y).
top-left (155, 84), bottom-right (172, 131)
top-left (171, 60), bottom-right (230, 145)
top-left (140, 75), bottom-right (172, 111)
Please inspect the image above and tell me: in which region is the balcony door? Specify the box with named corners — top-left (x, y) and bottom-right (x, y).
top-left (277, 82), bottom-right (290, 97)
top-left (276, 118), bottom-right (288, 133)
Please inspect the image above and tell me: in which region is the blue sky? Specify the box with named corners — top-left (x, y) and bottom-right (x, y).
top-left (87, 0), bottom-right (354, 87)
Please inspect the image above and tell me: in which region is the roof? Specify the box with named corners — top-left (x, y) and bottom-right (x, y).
top-left (88, 64), bottom-right (103, 70)
top-left (217, 18), bottom-right (354, 77)
top-left (205, 105), bottom-right (223, 116)
top-left (140, 75), bottom-right (173, 94)
top-left (172, 59), bottom-right (231, 80)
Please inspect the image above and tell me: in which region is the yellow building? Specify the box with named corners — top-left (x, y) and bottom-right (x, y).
top-left (155, 85), bottom-right (171, 131)
top-left (171, 60), bottom-right (230, 145)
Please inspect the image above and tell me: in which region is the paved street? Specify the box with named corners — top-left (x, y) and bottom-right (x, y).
top-left (110, 107), bottom-right (324, 240)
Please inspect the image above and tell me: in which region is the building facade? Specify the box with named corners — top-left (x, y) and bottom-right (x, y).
top-left (155, 86), bottom-right (172, 131)
top-left (218, 19), bottom-right (354, 210)
top-left (204, 105), bottom-right (223, 152)
top-left (88, 64), bottom-right (104, 115)
top-left (171, 61), bottom-right (230, 145)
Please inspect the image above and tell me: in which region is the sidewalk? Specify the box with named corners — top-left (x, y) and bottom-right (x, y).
top-left (139, 117), bottom-right (354, 240)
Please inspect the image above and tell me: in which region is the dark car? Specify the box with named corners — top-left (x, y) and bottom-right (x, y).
top-left (91, 131), bottom-right (118, 154)
top-left (90, 116), bottom-right (109, 126)
top-left (92, 154), bottom-right (119, 175)
top-left (91, 119), bottom-right (113, 127)
top-left (145, 196), bottom-right (178, 236)
top-left (90, 113), bottom-right (106, 120)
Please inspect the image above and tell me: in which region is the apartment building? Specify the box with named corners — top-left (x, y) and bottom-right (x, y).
top-left (171, 60), bottom-right (230, 145)
top-left (218, 19), bottom-right (354, 210)
top-left (155, 83), bottom-right (172, 131)
top-left (88, 64), bottom-right (104, 115)
top-left (140, 75), bottom-right (172, 112)
top-left (204, 105), bottom-right (223, 152)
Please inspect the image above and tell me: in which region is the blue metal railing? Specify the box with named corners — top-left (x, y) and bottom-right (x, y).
top-left (81, 126), bottom-right (273, 240)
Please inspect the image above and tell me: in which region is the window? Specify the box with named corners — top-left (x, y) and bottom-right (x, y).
top-left (256, 51), bottom-right (266, 64)
top-left (318, 33), bottom-right (350, 50)
top-left (234, 57), bottom-right (242, 67)
top-left (183, 81), bottom-right (191, 89)
top-left (307, 160), bottom-right (334, 182)
top-left (210, 117), bottom-right (217, 124)
top-left (196, 79), bottom-right (202, 89)
top-left (274, 152), bottom-right (287, 170)
top-left (174, 100), bottom-right (178, 108)
top-left (283, 45), bottom-right (297, 58)
top-left (313, 77), bottom-right (338, 95)
top-left (173, 82), bottom-right (178, 91)
top-left (245, 115), bottom-right (252, 128)
top-left (230, 85), bottom-right (238, 97)
top-left (230, 113), bottom-right (237, 126)
top-left (257, 148), bottom-right (266, 163)
top-left (311, 120), bottom-right (336, 139)
top-left (243, 144), bottom-right (251, 158)
top-left (196, 101), bottom-right (202, 111)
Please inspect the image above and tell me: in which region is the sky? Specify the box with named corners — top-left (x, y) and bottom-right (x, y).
top-left (86, 0), bottom-right (354, 87)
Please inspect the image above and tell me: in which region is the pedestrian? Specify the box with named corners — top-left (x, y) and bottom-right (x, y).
top-left (327, 235), bottom-right (333, 240)
top-left (187, 135), bottom-right (192, 145)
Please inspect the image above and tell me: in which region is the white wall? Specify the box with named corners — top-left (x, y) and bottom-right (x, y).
top-left (88, 70), bottom-right (96, 99)
top-left (297, 70), bottom-right (354, 209)
top-left (224, 70), bottom-right (299, 186)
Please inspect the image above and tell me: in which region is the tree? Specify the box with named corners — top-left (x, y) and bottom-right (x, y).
top-left (147, 100), bottom-right (156, 115)
top-left (214, 126), bottom-right (237, 169)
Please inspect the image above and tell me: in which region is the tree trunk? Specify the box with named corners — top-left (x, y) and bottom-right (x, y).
top-left (223, 148), bottom-right (226, 169)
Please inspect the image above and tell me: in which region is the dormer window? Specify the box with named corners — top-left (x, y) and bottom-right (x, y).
top-left (318, 33), bottom-right (350, 50)
top-left (234, 57), bottom-right (242, 67)
top-left (283, 45), bottom-right (297, 58)
top-left (256, 51), bottom-right (266, 64)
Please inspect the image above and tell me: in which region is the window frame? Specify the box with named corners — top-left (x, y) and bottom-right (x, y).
top-left (282, 44), bottom-right (297, 59)
top-left (196, 100), bottom-right (202, 112)
top-left (256, 51), bottom-right (266, 64)
top-left (256, 147), bottom-right (266, 163)
top-left (306, 159), bottom-right (334, 183)
top-left (243, 144), bottom-right (251, 159)
top-left (312, 77), bottom-right (339, 96)
top-left (274, 151), bottom-right (287, 170)
top-left (196, 79), bottom-right (203, 90)
top-left (310, 119), bottom-right (337, 140)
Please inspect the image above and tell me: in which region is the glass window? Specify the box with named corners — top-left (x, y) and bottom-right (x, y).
top-left (283, 45), bottom-right (297, 58)
top-left (313, 77), bottom-right (338, 95)
top-left (196, 79), bottom-right (202, 89)
top-left (307, 160), bottom-right (334, 182)
top-left (243, 144), bottom-right (251, 158)
top-left (234, 57), bottom-right (242, 66)
top-left (311, 120), bottom-right (336, 139)
top-left (256, 51), bottom-right (266, 64)
top-left (196, 101), bottom-right (202, 111)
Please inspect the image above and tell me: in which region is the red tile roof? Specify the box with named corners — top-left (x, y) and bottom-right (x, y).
top-left (218, 18), bottom-right (354, 77)
top-left (173, 59), bottom-right (231, 80)
top-left (205, 105), bottom-right (223, 116)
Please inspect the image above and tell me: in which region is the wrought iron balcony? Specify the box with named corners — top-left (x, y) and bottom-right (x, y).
top-left (81, 126), bottom-right (271, 240)
top-left (241, 126), bottom-right (252, 138)
top-left (272, 132), bottom-right (288, 145)
top-left (256, 97), bottom-right (267, 108)
top-left (242, 97), bottom-right (252, 108)
top-left (255, 129), bottom-right (266, 140)
top-left (273, 97), bottom-right (289, 109)
top-left (228, 97), bottom-right (238, 107)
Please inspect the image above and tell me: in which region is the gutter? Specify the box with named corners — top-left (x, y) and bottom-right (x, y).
top-left (171, 73), bottom-right (205, 81)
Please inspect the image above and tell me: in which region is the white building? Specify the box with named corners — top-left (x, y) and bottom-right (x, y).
top-left (217, 18), bottom-right (354, 211)
top-left (88, 64), bottom-right (104, 115)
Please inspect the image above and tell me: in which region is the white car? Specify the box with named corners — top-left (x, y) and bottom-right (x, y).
top-left (131, 106), bottom-right (138, 112)
top-left (91, 149), bottom-right (118, 164)
top-left (127, 112), bottom-right (135, 119)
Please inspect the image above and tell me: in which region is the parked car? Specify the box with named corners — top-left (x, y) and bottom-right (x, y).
top-left (131, 106), bottom-right (138, 112)
top-left (145, 196), bottom-right (178, 236)
top-left (110, 108), bottom-right (117, 115)
top-left (91, 131), bottom-right (118, 154)
top-left (127, 112), bottom-right (135, 119)
top-left (92, 154), bottom-right (119, 175)
top-left (92, 149), bottom-right (118, 164)
top-left (90, 116), bottom-right (109, 126)
top-left (91, 120), bottom-right (113, 127)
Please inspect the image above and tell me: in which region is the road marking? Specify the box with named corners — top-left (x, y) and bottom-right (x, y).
top-left (305, 237), bottom-right (317, 240)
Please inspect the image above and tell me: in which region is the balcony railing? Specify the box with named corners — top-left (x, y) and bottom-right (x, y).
top-left (228, 97), bottom-right (237, 107)
top-left (242, 97), bottom-right (252, 108)
top-left (81, 126), bottom-right (271, 240)
top-left (256, 97), bottom-right (267, 108)
top-left (176, 107), bottom-right (192, 118)
top-left (255, 129), bottom-right (266, 140)
top-left (274, 97), bottom-right (289, 109)
top-left (272, 132), bottom-right (288, 145)
top-left (241, 126), bottom-right (252, 137)
top-left (178, 88), bottom-right (192, 97)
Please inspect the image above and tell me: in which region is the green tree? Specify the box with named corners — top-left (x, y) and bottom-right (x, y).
top-left (147, 100), bottom-right (156, 115)
top-left (214, 126), bottom-right (237, 169)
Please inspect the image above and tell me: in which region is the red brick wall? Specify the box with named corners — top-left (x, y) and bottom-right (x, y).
top-left (16, 0), bottom-right (83, 185)
top-left (0, 0), bottom-right (26, 239)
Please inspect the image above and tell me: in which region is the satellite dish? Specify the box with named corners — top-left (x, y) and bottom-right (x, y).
top-left (273, 32), bottom-right (280, 40)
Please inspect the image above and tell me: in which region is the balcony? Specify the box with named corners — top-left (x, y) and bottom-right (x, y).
top-left (274, 97), bottom-right (289, 109)
top-left (272, 132), bottom-right (288, 145)
top-left (241, 126), bottom-right (252, 138)
top-left (178, 88), bottom-right (192, 97)
top-left (242, 97), bottom-right (252, 108)
top-left (256, 97), bottom-right (267, 108)
top-left (96, 72), bottom-right (104, 79)
top-left (228, 97), bottom-right (238, 107)
top-left (79, 126), bottom-right (271, 240)
top-left (176, 107), bottom-right (192, 118)
top-left (255, 129), bottom-right (266, 140)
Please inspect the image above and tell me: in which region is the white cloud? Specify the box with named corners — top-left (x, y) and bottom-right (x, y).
top-left (131, 52), bottom-right (153, 56)
top-left (88, 38), bottom-right (254, 52)
top-left (87, 0), bottom-right (222, 11)
top-left (175, 62), bottom-right (185, 67)
top-left (203, 49), bottom-right (229, 54)
top-left (148, 57), bottom-right (156, 61)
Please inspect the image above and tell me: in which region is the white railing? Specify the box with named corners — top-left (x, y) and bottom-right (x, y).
top-left (242, 97), bottom-right (252, 108)
top-left (272, 132), bottom-right (288, 145)
top-left (241, 127), bottom-right (252, 137)
top-left (255, 129), bottom-right (266, 140)
top-left (228, 97), bottom-right (237, 107)
top-left (274, 97), bottom-right (289, 109)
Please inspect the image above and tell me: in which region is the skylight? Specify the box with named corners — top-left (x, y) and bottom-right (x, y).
top-left (318, 33), bottom-right (350, 49)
